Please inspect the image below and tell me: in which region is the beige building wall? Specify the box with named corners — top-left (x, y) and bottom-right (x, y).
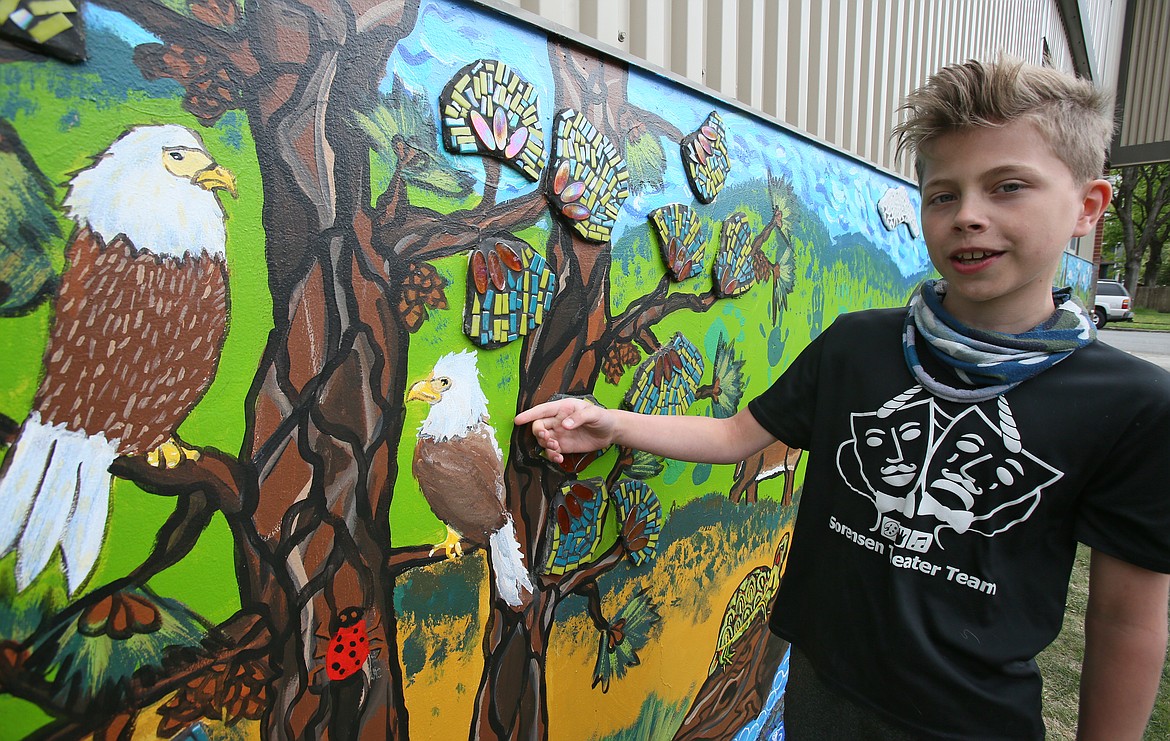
top-left (1114, 0), bottom-right (1170, 165)
top-left (491, 0), bottom-right (1130, 263)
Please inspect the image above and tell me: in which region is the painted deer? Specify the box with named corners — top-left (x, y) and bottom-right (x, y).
top-left (729, 440), bottom-right (803, 506)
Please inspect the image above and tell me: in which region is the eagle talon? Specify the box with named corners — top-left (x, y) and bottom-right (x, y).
top-left (145, 438), bottom-right (201, 469)
top-left (429, 526), bottom-right (464, 560)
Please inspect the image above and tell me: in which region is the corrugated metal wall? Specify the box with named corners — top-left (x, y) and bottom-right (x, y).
top-left (1114, 0), bottom-right (1170, 165)
top-left (495, 0), bottom-right (1126, 180)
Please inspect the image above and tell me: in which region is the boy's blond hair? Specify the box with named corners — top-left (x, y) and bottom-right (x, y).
top-left (893, 56), bottom-right (1115, 183)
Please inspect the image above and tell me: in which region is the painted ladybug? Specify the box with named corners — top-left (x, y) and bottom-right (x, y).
top-left (326, 607), bottom-right (370, 681)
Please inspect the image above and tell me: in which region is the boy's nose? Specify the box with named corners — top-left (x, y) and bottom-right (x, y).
top-left (952, 199), bottom-right (989, 231)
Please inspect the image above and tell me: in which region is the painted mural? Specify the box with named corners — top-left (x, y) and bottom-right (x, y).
top-left (1058, 251), bottom-right (1095, 308)
top-left (0, 0), bottom-right (929, 738)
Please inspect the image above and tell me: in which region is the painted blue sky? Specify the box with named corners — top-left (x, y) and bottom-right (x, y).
top-left (88, 0), bottom-right (927, 276)
top-left (384, 0), bottom-right (553, 205)
top-left (387, 0), bottom-right (929, 277)
top-left (85, 3), bottom-right (159, 46)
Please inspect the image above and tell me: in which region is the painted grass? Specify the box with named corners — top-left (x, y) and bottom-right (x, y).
top-left (1036, 544), bottom-right (1170, 739)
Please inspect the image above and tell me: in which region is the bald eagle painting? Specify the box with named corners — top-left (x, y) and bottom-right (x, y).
top-left (408, 351), bottom-right (534, 608)
top-left (0, 124), bottom-right (236, 594)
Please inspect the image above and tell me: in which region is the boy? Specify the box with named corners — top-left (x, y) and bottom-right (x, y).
top-left (516, 58), bottom-right (1170, 739)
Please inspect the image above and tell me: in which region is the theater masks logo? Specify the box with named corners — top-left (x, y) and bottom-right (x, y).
top-left (838, 388), bottom-right (1061, 550)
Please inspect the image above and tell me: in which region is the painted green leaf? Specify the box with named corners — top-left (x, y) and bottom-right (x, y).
top-left (0, 118), bottom-right (58, 317)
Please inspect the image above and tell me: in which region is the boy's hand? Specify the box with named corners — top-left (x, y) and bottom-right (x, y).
top-left (514, 397), bottom-right (614, 464)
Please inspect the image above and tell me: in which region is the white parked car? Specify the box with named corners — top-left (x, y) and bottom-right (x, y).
top-left (1093, 280), bottom-right (1134, 329)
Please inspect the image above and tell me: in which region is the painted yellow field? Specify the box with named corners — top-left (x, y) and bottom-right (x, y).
top-left (401, 520), bottom-right (786, 740)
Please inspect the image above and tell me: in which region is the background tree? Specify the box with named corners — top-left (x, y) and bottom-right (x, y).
top-left (1105, 162), bottom-right (1170, 292)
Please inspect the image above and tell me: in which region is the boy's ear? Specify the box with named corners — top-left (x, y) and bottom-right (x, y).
top-left (1073, 178), bottom-right (1113, 237)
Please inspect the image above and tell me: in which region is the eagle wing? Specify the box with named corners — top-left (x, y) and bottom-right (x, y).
top-left (32, 226), bottom-right (228, 455)
top-left (413, 425), bottom-right (507, 545)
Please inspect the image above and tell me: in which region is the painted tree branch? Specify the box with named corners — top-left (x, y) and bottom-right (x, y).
top-left (604, 207), bottom-right (783, 360)
top-left (0, 645), bottom-right (60, 716)
top-left (98, 0), bottom-right (236, 44)
top-left (695, 382), bottom-right (718, 402)
top-left (103, 0), bottom-right (255, 111)
top-left (556, 543), bottom-right (626, 596)
top-left (754, 220), bottom-right (780, 254)
top-left (373, 189), bottom-right (550, 260)
top-left (607, 285), bottom-right (720, 354)
top-left (21, 612), bottom-right (271, 741)
top-left (22, 496), bottom-right (217, 657)
top-left (0, 450), bottom-right (283, 733)
top-left (578, 580), bottom-right (608, 631)
top-left (109, 444), bottom-right (282, 621)
top-left (385, 541), bottom-right (482, 575)
top-left (110, 444), bottom-right (254, 516)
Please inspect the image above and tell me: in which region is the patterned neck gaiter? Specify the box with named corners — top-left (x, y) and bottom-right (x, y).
top-left (902, 279), bottom-right (1097, 403)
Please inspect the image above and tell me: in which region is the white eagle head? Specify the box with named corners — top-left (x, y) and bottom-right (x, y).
top-left (63, 124), bottom-right (237, 259)
top-left (408, 350), bottom-right (492, 442)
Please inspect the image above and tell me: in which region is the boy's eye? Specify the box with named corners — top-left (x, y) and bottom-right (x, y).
top-left (927, 193), bottom-right (955, 205)
top-left (997, 182), bottom-right (1023, 193)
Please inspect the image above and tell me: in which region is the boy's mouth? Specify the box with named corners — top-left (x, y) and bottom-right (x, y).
top-left (950, 250), bottom-right (1002, 269)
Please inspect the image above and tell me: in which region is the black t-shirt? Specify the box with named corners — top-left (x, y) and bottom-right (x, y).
top-left (748, 307), bottom-right (1170, 740)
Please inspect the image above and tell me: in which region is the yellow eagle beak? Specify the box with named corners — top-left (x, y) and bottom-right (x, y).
top-left (194, 164), bottom-right (238, 198)
top-left (407, 377), bottom-right (441, 404)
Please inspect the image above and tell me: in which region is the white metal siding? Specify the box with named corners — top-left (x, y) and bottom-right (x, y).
top-left (1116, 0), bottom-right (1170, 163)
top-left (498, 0), bottom-right (1124, 179)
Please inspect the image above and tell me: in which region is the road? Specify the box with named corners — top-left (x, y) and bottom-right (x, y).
top-left (1097, 328), bottom-right (1170, 372)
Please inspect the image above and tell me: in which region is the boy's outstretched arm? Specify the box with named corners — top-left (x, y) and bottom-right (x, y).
top-left (514, 397), bottom-right (777, 466)
top-left (1077, 549), bottom-right (1170, 741)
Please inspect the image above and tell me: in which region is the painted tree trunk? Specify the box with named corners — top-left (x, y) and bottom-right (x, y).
top-left (119, 0), bottom-right (422, 735)
top-left (237, 0), bottom-right (417, 735)
top-left (674, 619), bottom-right (788, 741)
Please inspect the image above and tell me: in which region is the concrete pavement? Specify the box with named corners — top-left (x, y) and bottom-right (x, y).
top-left (1097, 328), bottom-right (1170, 373)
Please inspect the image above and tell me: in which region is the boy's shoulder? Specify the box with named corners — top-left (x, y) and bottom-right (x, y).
top-left (1071, 339), bottom-right (1170, 387)
top-left (825, 306), bottom-right (907, 333)
top-left (1040, 338), bottom-right (1170, 413)
top-left (812, 307), bottom-right (909, 359)
top-left (819, 307), bottom-right (908, 348)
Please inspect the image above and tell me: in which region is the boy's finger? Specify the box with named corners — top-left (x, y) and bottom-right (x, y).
top-left (514, 398), bottom-right (571, 426)
top-left (513, 405), bottom-right (545, 425)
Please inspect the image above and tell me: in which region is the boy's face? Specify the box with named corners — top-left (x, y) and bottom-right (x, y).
top-left (918, 119), bottom-right (1111, 333)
